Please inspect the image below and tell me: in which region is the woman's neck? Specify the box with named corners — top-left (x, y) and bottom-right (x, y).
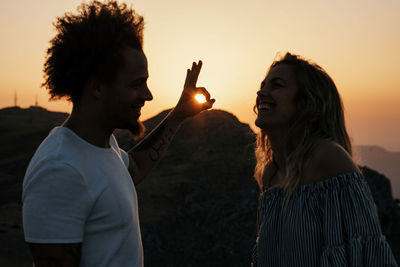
top-left (266, 129), bottom-right (288, 171)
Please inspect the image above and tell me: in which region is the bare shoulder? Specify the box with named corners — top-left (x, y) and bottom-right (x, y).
top-left (302, 139), bottom-right (359, 184)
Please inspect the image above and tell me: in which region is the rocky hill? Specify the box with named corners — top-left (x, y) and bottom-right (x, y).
top-left (355, 146), bottom-right (400, 198)
top-left (128, 110), bottom-right (259, 266)
top-left (0, 106), bottom-right (399, 266)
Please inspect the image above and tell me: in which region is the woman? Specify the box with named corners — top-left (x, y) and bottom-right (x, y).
top-left (252, 53), bottom-right (398, 266)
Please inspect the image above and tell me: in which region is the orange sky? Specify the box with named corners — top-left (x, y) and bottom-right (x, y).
top-left (1, 0), bottom-right (399, 151)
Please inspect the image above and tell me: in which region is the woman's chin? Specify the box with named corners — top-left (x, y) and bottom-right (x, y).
top-left (255, 118), bottom-right (269, 130)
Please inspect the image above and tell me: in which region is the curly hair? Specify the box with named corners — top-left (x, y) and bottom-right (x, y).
top-left (254, 52), bottom-right (352, 204)
top-left (42, 0), bottom-right (144, 104)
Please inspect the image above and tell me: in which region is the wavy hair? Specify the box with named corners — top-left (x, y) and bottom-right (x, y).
top-left (42, 0), bottom-right (144, 104)
top-left (254, 52), bottom-right (352, 203)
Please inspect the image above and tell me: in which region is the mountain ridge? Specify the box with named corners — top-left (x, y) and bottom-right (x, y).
top-left (0, 106), bottom-right (399, 266)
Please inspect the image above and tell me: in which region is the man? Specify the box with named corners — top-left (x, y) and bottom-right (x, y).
top-left (22, 1), bottom-right (215, 266)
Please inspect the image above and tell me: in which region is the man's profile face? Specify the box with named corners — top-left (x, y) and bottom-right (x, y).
top-left (102, 47), bottom-right (153, 139)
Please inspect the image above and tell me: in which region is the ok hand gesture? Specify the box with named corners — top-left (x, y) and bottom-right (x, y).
top-left (173, 61), bottom-right (215, 120)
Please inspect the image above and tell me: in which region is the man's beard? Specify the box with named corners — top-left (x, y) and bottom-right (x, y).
top-left (128, 120), bottom-right (146, 140)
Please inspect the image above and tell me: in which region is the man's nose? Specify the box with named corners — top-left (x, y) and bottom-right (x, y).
top-left (142, 85), bottom-right (153, 101)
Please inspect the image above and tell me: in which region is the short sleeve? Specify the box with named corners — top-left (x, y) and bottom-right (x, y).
top-left (110, 134), bottom-right (129, 168)
top-left (320, 172), bottom-right (398, 267)
top-left (23, 161), bottom-right (92, 243)
top-left (120, 149), bottom-right (130, 168)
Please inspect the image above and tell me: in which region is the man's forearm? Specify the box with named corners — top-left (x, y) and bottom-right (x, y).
top-left (128, 109), bottom-right (183, 184)
top-left (28, 243), bottom-right (81, 267)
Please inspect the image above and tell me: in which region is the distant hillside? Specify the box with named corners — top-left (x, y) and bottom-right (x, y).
top-left (0, 106), bottom-right (69, 266)
top-left (0, 106), bottom-right (399, 266)
top-left (355, 146), bottom-right (400, 198)
top-left (0, 106), bottom-right (68, 203)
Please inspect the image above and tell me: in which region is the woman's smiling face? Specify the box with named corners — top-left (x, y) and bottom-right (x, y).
top-left (255, 63), bottom-right (299, 131)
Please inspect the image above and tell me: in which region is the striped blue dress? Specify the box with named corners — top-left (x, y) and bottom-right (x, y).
top-left (252, 172), bottom-right (398, 267)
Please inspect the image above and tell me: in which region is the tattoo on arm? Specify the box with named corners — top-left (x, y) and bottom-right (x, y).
top-left (132, 119), bottom-right (176, 162)
top-left (148, 127), bottom-right (174, 161)
top-left (133, 119), bottom-right (166, 151)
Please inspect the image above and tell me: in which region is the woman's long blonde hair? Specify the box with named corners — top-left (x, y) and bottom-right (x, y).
top-left (254, 53), bottom-right (352, 203)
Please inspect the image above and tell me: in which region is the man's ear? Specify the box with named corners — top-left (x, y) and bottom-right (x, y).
top-left (86, 77), bottom-right (104, 100)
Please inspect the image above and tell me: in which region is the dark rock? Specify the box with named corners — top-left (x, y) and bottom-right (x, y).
top-left (360, 166), bottom-right (400, 263)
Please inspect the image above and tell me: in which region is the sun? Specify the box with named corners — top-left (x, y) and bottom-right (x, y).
top-left (195, 94), bottom-right (207, 104)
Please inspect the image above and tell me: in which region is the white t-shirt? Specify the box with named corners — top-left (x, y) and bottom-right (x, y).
top-left (23, 126), bottom-right (143, 267)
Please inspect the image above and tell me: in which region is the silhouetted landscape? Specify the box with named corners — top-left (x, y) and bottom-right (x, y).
top-left (0, 106), bottom-right (399, 266)
top-left (355, 146), bottom-right (400, 198)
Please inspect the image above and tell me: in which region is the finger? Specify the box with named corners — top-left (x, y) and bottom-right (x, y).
top-left (195, 87), bottom-right (211, 100)
top-left (200, 98), bottom-right (215, 110)
top-left (184, 69), bottom-right (190, 88)
top-left (191, 60), bottom-right (202, 87)
top-left (207, 98), bottom-right (216, 106)
top-left (187, 60), bottom-right (202, 88)
top-left (185, 62), bottom-right (196, 88)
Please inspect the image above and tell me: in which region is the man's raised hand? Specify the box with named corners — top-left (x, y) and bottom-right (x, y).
top-left (173, 60), bottom-right (215, 121)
